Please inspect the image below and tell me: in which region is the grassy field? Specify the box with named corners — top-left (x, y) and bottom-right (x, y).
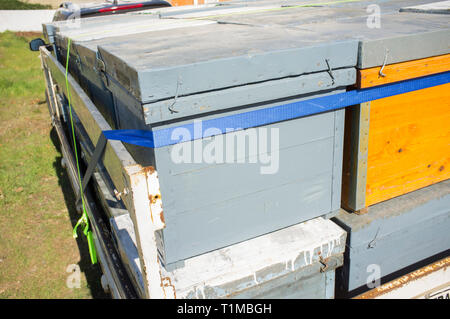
top-left (0, 0), bottom-right (99, 10)
top-left (0, 31), bottom-right (108, 298)
top-left (0, 0), bottom-right (52, 9)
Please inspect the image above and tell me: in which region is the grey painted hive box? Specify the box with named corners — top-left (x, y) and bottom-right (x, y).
top-left (42, 0), bottom-right (449, 264)
top-left (333, 180), bottom-right (450, 296)
top-left (44, 2), bottom-right (358, 265)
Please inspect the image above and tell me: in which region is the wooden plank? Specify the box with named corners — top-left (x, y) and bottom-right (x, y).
top-left (110, 214), bottom-right (346, 298)
top-left (365, 83), bottom-right (450, 207)
top-left (97, 37), bottom-right (357, 103)
top-left (357, 30), bottom-right (450, 69)
top-left (357, 54), bottom-right (450, 88)
top-left (341, 102), bottom-right (370, 212)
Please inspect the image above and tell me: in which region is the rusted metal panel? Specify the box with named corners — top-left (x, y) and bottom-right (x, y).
top-left (355, 257), bottom-right (450, 299)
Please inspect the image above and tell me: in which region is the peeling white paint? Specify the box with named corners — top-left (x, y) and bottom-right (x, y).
top-left (172, 217), bottom-right (346, 298)
top-left (111, 211), bottom-right (345, 299)
top-left (145, 169), bottom-right (165, 231)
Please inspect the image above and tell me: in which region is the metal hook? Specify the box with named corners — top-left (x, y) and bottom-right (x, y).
top-left (325, 59), bottom-right (335, 85)
top-left (168, 77), bottom-right (181, 114)
top-left (368, 227), bottom-right (380, 249)
top-left (379, 48), bottom-right (389, 78)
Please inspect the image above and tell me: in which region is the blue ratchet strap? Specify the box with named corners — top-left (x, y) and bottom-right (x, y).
top-left (102, 71), bottom-right (450, 149)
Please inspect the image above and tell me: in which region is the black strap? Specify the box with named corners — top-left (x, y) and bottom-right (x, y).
top-left (76, 134), bottom-right (107, 205)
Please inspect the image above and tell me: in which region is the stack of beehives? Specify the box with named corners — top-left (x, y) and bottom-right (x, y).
top-left (335, 1), bottom-right (450, 296)
top-left (41, 0), bottom-right (449, 298)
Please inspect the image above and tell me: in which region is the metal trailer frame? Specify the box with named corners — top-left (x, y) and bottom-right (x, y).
top-left (40, 46), bottom-right (173, 299)
top-left (355, 257), bottom-right (450, 299)
top-left (42, 69), bottom-right (138, 299)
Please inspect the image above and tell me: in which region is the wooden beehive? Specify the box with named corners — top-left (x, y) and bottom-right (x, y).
top-left (334, 179), bottom-right (450, 296)
top-left (47, 5), bottom-right (359, 264)
top-left (342, 54), bottom-right (450, 212)
top-left (45, 0), bottom-right (450, 264)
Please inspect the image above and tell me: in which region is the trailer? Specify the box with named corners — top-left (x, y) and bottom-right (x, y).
top-left (355, 257), bottom-right (450, 299)
top-left (39, 45), bottom-right (347, 298)
top-left (34, 0), bottom-right (450, 298)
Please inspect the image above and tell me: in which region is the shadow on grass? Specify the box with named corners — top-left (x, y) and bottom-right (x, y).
top-left (49, 127), bottom-right (110, 299)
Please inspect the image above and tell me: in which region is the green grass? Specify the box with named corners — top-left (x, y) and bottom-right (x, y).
top-left (0, 0), bottom-right (52, 10)
top-left (0, 31), bottom-right (107, 299)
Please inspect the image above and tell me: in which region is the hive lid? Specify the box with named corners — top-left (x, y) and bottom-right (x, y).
top-left (52, 2), bottom-right (359, 104)
top-left (52, 0), bottom-right (449, 104)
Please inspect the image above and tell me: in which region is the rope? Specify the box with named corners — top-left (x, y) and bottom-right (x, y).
top-left (65, 38), bottom-right (97, 265)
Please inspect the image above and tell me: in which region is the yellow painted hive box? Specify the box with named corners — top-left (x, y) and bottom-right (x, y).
top-left (342, 54), bottom-right (450, 213)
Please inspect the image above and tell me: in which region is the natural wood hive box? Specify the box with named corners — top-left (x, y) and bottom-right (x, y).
top-left (342, 54), bottom-right (450, 212)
